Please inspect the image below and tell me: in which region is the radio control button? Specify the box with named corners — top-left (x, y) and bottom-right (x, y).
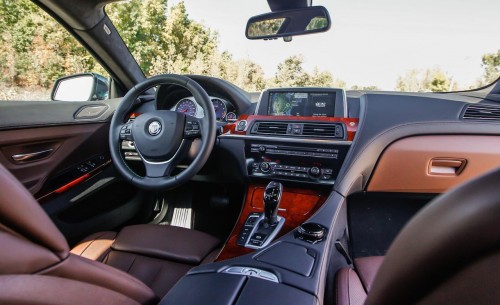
top-left (260, 162), bottom-right (271, 173)
top-left (309, 167), bottom-right (321, 177)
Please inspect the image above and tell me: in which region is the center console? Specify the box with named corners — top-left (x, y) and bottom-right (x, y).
top-left (217, 87), bottom-right (356, 261)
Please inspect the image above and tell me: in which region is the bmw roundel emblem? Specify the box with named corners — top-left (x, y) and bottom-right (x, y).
top-left (148, 121), bottom-right (162, 136)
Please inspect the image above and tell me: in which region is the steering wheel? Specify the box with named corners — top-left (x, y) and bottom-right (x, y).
top-left (109, 74), bottom-right (217, 190)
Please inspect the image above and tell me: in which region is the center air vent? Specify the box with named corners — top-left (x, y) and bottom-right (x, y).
top-left (251, 121), bottom-right (344, 139)
top-left (463, 104), bottom-right (500, 121)
top-left (252, 122), bottom-right (288, 135)
top-left (302, 123), bottom-right (342, 138)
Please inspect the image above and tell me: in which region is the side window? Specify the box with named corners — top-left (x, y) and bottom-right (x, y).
top-left (0, 0), bottom-right (109, 102)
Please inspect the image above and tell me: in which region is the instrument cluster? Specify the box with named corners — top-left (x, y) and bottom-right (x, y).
top-left (171, 96), bottom-right (237, 122)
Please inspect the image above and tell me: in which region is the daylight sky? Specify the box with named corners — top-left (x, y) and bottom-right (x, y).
top-left (172, 0), bottom-right (500, 90)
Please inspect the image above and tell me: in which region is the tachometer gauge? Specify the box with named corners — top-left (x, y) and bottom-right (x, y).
top-left (225, 112), bottom-right (237, 122)
top-left (175, 98), bottom-right (197, 117)
top-left (211, 98), bottom-right (227, 120)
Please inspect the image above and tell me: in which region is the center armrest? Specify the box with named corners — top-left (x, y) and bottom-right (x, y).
top-left (111, 225), bottom-right (220, 265)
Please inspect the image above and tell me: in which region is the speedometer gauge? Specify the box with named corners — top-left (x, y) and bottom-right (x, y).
top-left (211, 98), bottom-right (227, 120)
top-left (175, 99), bottom-right (197, 117)
top-left (225, 112), bottom-right (237, 122)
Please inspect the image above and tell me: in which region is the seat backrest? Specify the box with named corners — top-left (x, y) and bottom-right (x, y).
top-left (365, 167), bottom-right (500, 305)
top-left (0, 163), bottom-right (68, 260)
top-left (0, 163), bottom-right (157, 304)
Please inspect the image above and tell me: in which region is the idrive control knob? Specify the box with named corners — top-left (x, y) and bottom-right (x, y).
top-left (296, 222), bottom-right (327, 244)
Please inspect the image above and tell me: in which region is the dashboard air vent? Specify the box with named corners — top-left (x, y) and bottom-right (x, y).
top-left (252, 122), bottom-right (288, 135)
top-left (302, 123), bottom-right (343, 138)
top-left (463, 104), bottom-right (500, 121)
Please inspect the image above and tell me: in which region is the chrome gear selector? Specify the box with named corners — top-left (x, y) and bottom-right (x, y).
top-left (263, 181), bottom-right (283, 226)
top-left (237, 181), bottom-right (286, 249)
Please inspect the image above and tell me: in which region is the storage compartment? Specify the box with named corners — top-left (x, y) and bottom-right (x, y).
top-left (348, 192), bottom-right (434, 258)
top-left (255, 242), bottom-right (316, 276)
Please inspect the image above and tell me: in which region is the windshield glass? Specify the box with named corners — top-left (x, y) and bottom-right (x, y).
top-left (107, 0), bottom-right (500, 92)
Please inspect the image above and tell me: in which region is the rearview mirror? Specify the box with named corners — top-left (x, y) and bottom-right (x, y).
top-left (246, 6), bottom-right (331, 40)
top-left (51, 73), bottom-right (109, 102)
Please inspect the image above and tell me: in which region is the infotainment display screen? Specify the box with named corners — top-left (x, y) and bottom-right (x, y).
top-left (268, 92), bottom-right (336, 117)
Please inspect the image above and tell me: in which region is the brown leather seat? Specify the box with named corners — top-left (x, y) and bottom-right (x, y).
top-left (336, 257), bottom-right (384, 305)
top-left (335, 168), bottom-right (500, 305)
top-left (0, 163), bottom-right (219, 304)
top-left (71, 224), bottom-right (220, 298)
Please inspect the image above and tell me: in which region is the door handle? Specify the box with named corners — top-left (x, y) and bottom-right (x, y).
top-left (428, 158), bottom-right (467, 176)
top-left (12, 149), bottom-right (53, 162)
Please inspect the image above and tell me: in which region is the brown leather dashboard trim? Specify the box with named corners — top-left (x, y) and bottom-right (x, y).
top-left (367, 135), bottom-right (500, 193)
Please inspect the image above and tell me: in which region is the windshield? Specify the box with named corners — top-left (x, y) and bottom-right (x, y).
top-left (107, 0), bottom-right (500, 93)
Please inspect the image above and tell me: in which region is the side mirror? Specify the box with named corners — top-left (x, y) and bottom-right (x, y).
top-left (246, 6), bottom-right (331, 40)
top-left (51, 73), bottom-right (109, 102)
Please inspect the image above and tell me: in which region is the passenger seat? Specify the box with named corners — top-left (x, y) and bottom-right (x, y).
top-left (335, 256), bottom-right (384, 305)
top-left (334, 168), bottom-right (500, 305)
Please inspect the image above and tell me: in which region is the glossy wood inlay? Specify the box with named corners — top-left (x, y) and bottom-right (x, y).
top-left (215, 184), bottom-right (329, 261)
top-left (223, 115), bottom-right (358, 141)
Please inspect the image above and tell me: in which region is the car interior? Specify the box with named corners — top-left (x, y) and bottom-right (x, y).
top-left (0, 0), bottom-right (499, 305)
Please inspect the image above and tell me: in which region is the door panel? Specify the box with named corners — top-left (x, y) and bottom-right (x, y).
top-left (0, 99), bottom-right (152, 241)
top-left (0, 123), bottom-right (109, 194)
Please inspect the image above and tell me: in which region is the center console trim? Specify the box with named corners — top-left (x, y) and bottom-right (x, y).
top-left (220, 266), bottom-right (280, 283)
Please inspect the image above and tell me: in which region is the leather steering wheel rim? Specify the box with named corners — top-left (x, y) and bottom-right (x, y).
top-left (109, 74), bottom-right (217, 191)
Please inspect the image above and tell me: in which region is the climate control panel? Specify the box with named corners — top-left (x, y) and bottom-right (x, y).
top-left (246, 143), bottom-right (349, 185)
top-left (252, 163), bottom-right (334, 181)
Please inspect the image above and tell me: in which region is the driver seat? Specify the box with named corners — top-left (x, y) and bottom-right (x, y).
top-left (0, 163), bottom-right (220, 304)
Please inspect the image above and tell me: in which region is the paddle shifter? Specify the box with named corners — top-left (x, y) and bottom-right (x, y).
top-left (263, 181), bottom-right (283, 226)
top-left (237, 181), bottom-right (286, 249)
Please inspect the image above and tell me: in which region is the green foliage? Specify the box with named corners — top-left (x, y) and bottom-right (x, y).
top-left (480, 50), bottom-right (500, 85)
top-left (1, 0), bottom-right (361, 95)
top-left (395, 68), bottom-right (456, 92)
top-left (350, 85), bottom-right (380, 91)
top-left (0, 0), bottom-right (106, 88)
top-left (306, 17), bottom-right (328, 31)
top-left (273, 56), bottom-right (345, 88)
top-left (274, 55), bottom-right (310, 87)
top-left (247, 18), bottom-right (285, 38)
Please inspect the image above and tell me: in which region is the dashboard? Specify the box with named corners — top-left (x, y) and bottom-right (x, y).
top-left (170, 96), bottom-right (237, 122)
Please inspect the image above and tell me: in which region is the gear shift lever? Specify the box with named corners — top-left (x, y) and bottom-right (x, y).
top-left (236, 181), bottom-right (285, 249)
top-left (263, 181), bottom-right (283, 226)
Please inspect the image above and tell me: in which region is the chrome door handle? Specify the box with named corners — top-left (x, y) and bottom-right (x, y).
top-left (12, 149), bottom-right (53, 162)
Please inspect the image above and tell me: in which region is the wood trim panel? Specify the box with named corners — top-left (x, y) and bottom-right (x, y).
top-left (215, 184), bottom-right (329, 261)
top-left (367, 135), bottom-right (500, 193)
top-left (36, 160), bottom-right (111, 204)
top-left (223, 115), bottom-right (358, 141)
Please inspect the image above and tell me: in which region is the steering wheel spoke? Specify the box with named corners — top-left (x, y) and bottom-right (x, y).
top-left (143, 159), bottom-right (175, 178)
top-left (119, 121), bottom-right (134, 141)
top-left (141, 139), bottom-right (190, 178)
top-left (184, 116), bottom-right (202, 139)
